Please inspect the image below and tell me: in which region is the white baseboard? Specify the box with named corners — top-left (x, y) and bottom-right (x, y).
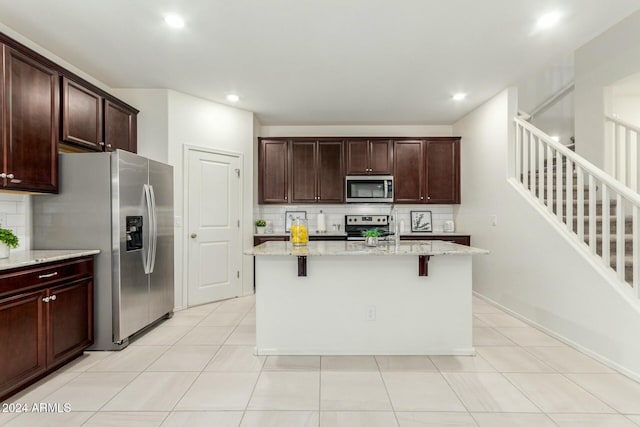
top-left (473, 291), bottom-right (640, 383)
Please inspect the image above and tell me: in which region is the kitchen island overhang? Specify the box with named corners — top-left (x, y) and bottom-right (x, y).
top-left (247, 240), bottom-right (489, 356)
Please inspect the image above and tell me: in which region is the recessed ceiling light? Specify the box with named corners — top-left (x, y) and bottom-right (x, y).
top-left (536, 11), bottom-right (561, 30)
top-left (452, 93), bottom-right (467, 101)
top-left (164, 14), bottom-right (185, 29)
top-left (226, 94), bottom-right (240, 103)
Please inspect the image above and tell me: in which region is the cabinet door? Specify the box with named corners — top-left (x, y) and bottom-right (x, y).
top-left (0, 290), bottom-right (47, 399)
top-left (104, 99), bottom-right (137, 153)
top-left (425, 138), bottom-right (460, 204)
top-left (369, 140), bottom-right (392, 175)
top-left (62, 78), bottom-right (103, 151)
top-left (393, 140), bottom-right (425, 203)
top-left (317, 141), bottom-right (344, 202)
top-left (290, 141), bottom-right (317, 203)
top-left (2, 46), bottom-right (58, 193)
top-left (259, 139), bottom-right (289, 203)
top-left (345, 140), bottom-right (368, 175)
top-left (47, 278), bottom-right (93, 368)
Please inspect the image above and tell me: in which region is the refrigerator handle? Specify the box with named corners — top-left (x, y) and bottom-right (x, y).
top-left (143, 184), bottom-right (153, 274)
top-left (149, 184), bottom-right (158, 273)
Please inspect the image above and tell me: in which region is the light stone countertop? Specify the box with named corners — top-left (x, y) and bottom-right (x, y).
top-left (400, 232), bottom-right (470, 237)
top-left (255, 231), bottom-right (347, 237)
top-left (0, 250), bottom-right (100, 271)
top-left (246, 240), bottom-right (488, 256)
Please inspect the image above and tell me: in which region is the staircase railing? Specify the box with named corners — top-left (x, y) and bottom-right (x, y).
top-left (514, 117), bottom-right (640, 295)
top-left (606, 115), bottom-right (640, 191)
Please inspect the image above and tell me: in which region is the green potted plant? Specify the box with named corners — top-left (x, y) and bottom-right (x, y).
top-left (362, 228), bottom-right (382, 247)
top-left (255, 219), bottom-right (267, 234)
top-left (0, 226), bottom-right (19, 259)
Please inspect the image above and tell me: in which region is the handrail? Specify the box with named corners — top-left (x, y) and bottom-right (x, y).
top-left (606, 115), bottom-right (640, 135)
top-left (515, 117), bottom-right (640, 207)
top-left (528, 82), bottom-right (575, 120)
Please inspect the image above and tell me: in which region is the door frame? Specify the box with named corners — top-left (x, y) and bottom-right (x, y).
top-left (182, 145), bottom-right (244, 308)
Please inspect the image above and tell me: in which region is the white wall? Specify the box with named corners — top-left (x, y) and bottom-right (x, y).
top-left (454, 88), bottom-right (640, 379)
top-left (575, 10), bottom-right (640, 169)
top-left (113, 89), bottom-right (169, 163)
top-left (167, 90), bottom-right (255, 309)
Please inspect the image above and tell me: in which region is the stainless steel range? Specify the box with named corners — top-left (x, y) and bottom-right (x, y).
top-left (345, 215), bottom-right (390, 240)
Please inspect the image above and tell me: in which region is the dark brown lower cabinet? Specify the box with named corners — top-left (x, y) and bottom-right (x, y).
top-left (0, 256), bottom-right (94, 401)
top-left (400, 235), bottom-right (470, 246)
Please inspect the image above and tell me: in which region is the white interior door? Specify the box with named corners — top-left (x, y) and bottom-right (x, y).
top-left (187, 149), bottom-right (242, 306)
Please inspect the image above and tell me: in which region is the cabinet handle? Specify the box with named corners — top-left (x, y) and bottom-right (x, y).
top-left (42, 296), bottom-right (50, 303)
top-left (50, 295), bottom-right (57, 301)
top-left (107, 144), bottom-right (112, 148)
top-left (6, 173), bottom-right (13, 179)
top-left (39, 272), bottom-right (58, 279)
top-left (420, 196), bottom-right (424, 200)
top-left (99, 142), bottom-right (105, 146)
top-left (0, 173), bottom-right (5, 178)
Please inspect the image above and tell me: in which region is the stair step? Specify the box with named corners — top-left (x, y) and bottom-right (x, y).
top-left (567, 216), bottom-right (633, 234)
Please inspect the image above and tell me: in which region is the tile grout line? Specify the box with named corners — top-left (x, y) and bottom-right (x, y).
top-left (373, 356), bottom-right (402, 427)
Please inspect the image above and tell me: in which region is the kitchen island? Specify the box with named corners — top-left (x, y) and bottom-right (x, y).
top-left (247, 240), bottom-right (488, 356)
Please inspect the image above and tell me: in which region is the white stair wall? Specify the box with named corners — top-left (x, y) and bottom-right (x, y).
top-left (454, 88), bottom-right (640, 380)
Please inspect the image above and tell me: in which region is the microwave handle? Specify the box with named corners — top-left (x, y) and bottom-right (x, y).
top-left (384, 180), bottom-right (388, 199)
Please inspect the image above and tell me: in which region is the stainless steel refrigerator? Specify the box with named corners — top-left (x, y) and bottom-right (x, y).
top-left (33, 150), bottom-right (174, 350)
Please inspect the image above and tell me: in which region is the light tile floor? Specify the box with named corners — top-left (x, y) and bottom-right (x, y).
top-left (3, 295), bottom-right (640, 426)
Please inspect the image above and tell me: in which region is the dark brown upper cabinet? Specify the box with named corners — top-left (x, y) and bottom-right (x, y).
top-left (62, 80), bottom-right (137, 153)
top-left (425, 138), bottom-right (460, 204)
top-left (259, 139), bottom-right (289, 204)
top-left (1, 45), bottom-right (58, 193)
top-left (290, 140), bottom-right (343, 203)
top-left (393, 140), bottom-right (425, 203)
top-left (394, 137), bottom-right (460, 204)
top-left (104, 99), bottom-right (137, 153)
top-left (62, 77), bottom-right (103, 151)
top-left (345, 139), bottom-right (392, 175)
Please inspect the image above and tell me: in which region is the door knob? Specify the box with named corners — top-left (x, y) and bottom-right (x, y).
top-left (190, 233), bottom-right (197, 239)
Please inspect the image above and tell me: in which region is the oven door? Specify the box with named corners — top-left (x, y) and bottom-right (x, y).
top-left (345, 176), bottom-right (393, 203)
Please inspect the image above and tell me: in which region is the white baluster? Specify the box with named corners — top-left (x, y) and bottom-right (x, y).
top-left (616, 193), bottom-right (625, 283)
top-left (515, 123), bottom-right (521, 179)
top-left (538, 137), bottom-right (545, 203)
top-left (547, 145), bottom-right (554, 213)
top-left (522, 129), bottom-right (529, 188)
top-left (556, 150), bottom-right (563, 220)
top-left (577, 167), bottom-right (585, 242)
top-left (566, 158), bottom-right (574, 232)
top-left (530, 135), bottom-right (537, 198)
top-left (634, 204), bottom-right (639, 296)
top-left (602, 185), bottom-right (610, 269)
top-left (589, 174), bottom-right (597, 253)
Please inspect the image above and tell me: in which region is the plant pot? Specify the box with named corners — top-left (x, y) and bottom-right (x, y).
top-left (0, 243), bottom-right (9, 259)
top-left (256, 226), bottom-right (266, 235)
top-left (365, 236), bottom-right (379, 247)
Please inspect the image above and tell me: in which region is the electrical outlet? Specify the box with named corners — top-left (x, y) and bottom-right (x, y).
top-left (174, 216), bottom-right (183, 227)
top-left (491, 215), bottom-right (498, 226)
top-left (366, 306), bottom-right (376, 321)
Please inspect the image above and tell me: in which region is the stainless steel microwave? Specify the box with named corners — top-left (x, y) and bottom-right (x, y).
top-left (345, 175), bottom-right (394, 203)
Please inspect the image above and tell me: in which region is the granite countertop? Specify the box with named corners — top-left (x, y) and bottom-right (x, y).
top-left (400, 232), bottom-right (470, 237)
top-left (0, 250), bottom-right (100, 271)
top-left (246, 240), bottom-right (488, 257)
top-left (255, 231), bottom-right (348, 237)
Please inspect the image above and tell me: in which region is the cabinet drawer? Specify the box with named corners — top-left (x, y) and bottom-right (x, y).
top-left (0, 257), bottom-right (93, 298)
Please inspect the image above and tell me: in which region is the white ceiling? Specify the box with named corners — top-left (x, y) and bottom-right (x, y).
top-left (0, 0), bottom-right (638, 125)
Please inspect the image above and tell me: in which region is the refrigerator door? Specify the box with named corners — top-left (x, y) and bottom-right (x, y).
top-left (148, 159), bottom-right (175, 321)
top-left (112, 150), bottom-right (151, 342)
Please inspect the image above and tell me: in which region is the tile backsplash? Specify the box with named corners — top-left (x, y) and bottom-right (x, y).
top-left (254, 204), bottom-right (454, 234)
top-left (0, 193), bottom-right (30, 251)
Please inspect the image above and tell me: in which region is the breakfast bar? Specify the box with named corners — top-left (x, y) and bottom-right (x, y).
top-left (247, 240), bottom-right (488, 356)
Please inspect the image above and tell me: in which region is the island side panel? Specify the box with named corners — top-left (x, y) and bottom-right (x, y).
top-left (255, 254), bottom-right (473, 355)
